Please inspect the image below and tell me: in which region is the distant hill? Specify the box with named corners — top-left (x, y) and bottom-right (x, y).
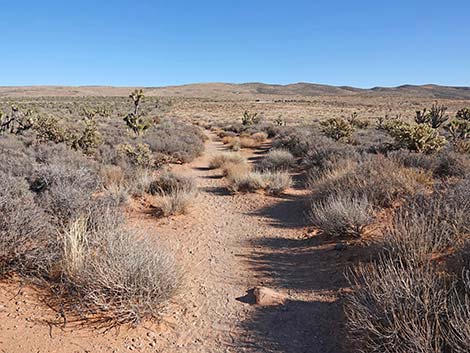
top-left (1, 82), bottom-right (470, 99)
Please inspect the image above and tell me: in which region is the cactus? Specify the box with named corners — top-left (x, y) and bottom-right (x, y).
top-left (384, 120), bottom-right (447, 153)
top-left (274, 115), bottom-right (286, 126)
top-left (321, 118), bottom-right (354, 141)
top-left (415, 102), bottom-right (448, 128)
top-left (119, 143), bottom-right (154, 168)
top-left (130, 89), bottom-right (144, 116)
top-left (33, 115), bottom-right (68, 143)
top-left (456, 108), bottom-right (470, 121)
top-left (69, 118), bottom-right (103, 155)
top-left (242, 111), bottom-right (259, 126)
top-left (124, 89), bottom-right (152, 135)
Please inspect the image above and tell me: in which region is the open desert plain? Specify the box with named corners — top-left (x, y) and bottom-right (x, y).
top-left (0, 83), bottom-right (469, 353)
top-left (1, 1), bottom-right (470, 352)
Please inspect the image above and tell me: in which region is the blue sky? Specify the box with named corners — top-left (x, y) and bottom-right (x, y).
top-left (0, 0), bottom-right (469, 87)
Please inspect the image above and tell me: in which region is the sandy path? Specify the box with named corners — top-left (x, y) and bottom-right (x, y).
top-left (0, 132), bottom-right (348, 353)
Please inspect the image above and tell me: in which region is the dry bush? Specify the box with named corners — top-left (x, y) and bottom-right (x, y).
top-left (228, 137), bottom-right (241, 151)
top-left (447, 271), bottom-right (470, 353)
top-left (346, 178), bottom-right (470, 353)
top-left (272, 127), bottom-right (318, 157)
top-left (347, 258), bottom-right (450, 353)
top-left (222, 135), bottom-right (235, 145)
top-left (30, 162), bottom-right (102, 225)
top-left (257, 149), bottom-right (295, 171)
top-left (103, 183), bottom-right (130, 205)
top-left (262, 171), bottom-right (292, 196)
top-left (0, 172), bottom-right (52, 273)
top-left (310, 195), bottom-right (374, 238)
top-left (143, 119), bottom-right (205, 163)
top-left (57, 216), bottom-right (181, 324)
top-left (227, 171), bottom-right (266, 193)
top-left (239, 136), bottom-right (259, 149)
top-left (251, 132), bottom-right (268, 143)
top-left (222, 161), bottom-right (251, 178)
top-left (155, 187), bottom-right (196, 216)
top-left (148, 171), bottom-right (196, 195)
top-left (383, 192), bottom-right (469, 266)
top-left (208, 153), bottom-right (245, 169)
top-left (311, 155), bottom-right (431, 208)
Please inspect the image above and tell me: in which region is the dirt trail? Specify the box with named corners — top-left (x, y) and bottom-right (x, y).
top-left (0, 132), bottom-right (348, 353)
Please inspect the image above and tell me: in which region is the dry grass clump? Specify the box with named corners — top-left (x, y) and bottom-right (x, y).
top-left (227, 169), bottom-right (292, 195)
top-left (208, 153), bottom-right (246, 169)
top-left (257, 149), bottom-right (295, 171)
top-left (239, 137), bottom-right (260, 149)
top-left (310, 196), bottom-right (374, 238)
top-left (154, 188), bottom-right (196, 216)
top-left (57, 215), bottom-right (181, 324)
top-left (311, 155), bottom-right (431, 209)
top-left (227, 171), bottom-right (266, 193)
top-left (148, 172), bottom-right (197, 216)
top-left (251, 131), bottom-right (268, 143)
top-left (148, 171), bottom-right (196, 195)
top-left (262, 171), bottom-right (293, 196)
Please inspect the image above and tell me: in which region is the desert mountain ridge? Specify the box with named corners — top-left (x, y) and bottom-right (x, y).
top-left (1, 82), bottom-right (470, 99)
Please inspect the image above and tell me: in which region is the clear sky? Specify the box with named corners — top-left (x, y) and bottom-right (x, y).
top-left (0, 0), bottom-right (469, 88)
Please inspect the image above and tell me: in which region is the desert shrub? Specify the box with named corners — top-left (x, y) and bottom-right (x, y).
top-left (103, 183), bottom-right (130, 205)
top-left (0, 135), bottom-right (37, 177)
top-left (155, 187), bottom-right (196, 216)
top-left (310, 195), bottom-right (374, 238)
top-left (222, 161), bottom-right (251, 179)
top-left (384, 120), bottom-right (447, 153)
top-left (148, 171), bottom-right (196, 195)
top-left (346, 178), bottom-right (470, 353)
top-left (302, 139), bottom-right (361, 179)
top-left (390, 149), bottom-right (470, 178)
top-left (239, 136), bottom-right (259, 149)
top-left (209, 153), bottom-right (245, 169)
top-left (0, 172), bottom-right (51, 273)
top-left (321, 118), bottom-right (354, 141)
top-left (272, 127), bottom-right (317, 157)
top-left (143, 119), bottom-right (205, 163)
top-left (433, 151), bottom-right (470, 178)
top-left (227, 171), bottom-right (266, 193)
top-left (347, 258), bottom-right (450, 353)
top-left (383, 194), bottom-right (468, 266)
top-left (57, 217), bottom-right (180, 324)
top-left (311, 155), bottom-right (430, 208)
top-left (257, 149), bottom-right (295, 171)
top-left (251, 131), bottom-right (268, 143)
top-left (30, 162), bottom-right (102, 225)
top-left (262, 171), bottom-right (292, 196)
